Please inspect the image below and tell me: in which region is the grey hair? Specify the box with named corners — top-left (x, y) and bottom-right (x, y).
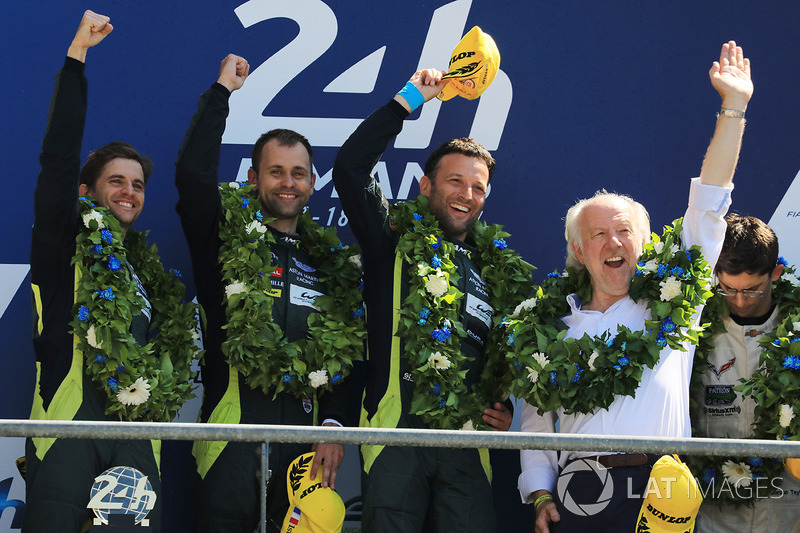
top-left (564, 190), bottom-right (651, 270)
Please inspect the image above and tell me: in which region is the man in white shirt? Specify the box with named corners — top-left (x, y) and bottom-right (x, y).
top-left (519, 41), bottom-right (753, 533)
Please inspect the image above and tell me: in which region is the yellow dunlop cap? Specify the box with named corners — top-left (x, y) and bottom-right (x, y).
top-left (635, 455), bottom-right (703, 533)
top-left (280, 452), bottom-right (345, 533)
top-left (785, 458), bottom-right (800, 483)
top-left (437, 26), bottom-right (500, 101)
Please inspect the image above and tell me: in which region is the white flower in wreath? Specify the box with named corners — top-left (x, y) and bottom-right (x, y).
top-left (116, 377), bottom-right (151, 406)
top-left (779, 404), bottom-right (795, 428)
top-left (532, 352), bottom-right (550, 369)
top-left (793, 321), bottom-right (800, 333)
top-left (417, 263), bottom-right (431, 277)
top-left (82, 210), bottom-right (105, 229)
top-left (191, 328), bottom-right (201, 341)
top-left (428, 352), bottom-right (451, 370)
top-left (86, 325), bottom-right (103, 350)
top-left (425, 272), bottom-right (449, 297)
top-left (784, 273), bottom-right (800, 287)
top-left (641, 259), bottom-right (659, 272)
top-left (653, 242), bottom-right (680, 256)
top-left (461, 420), bottom-right (475, 431)
top-left (227, 181), bottom-right (241, 189)
top-left (308, 369), bottom-right (328, 388)
top-left (513, 297), bottom-right (537, 317)
top-left (225, 281), bottom-right (248, 299)
top-left (244, 220), bottom-right (267, 236)
top-left (659, 276), bottom-right (683, 301)
top-left (349, 255), bottom-right (362, 270)
top-left (588, 350), bottom-right (600, 371)
top-left (721, 460), bottom-right (753, 488)
top-left (525, 366), bottom-right (539, 384)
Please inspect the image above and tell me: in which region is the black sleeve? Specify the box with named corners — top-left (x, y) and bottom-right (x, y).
top-left (317, 359), bottom-right (366, 428)
top-left (32, 57), bottom-right (87, 251)
top-left (332, 100), bottom-right (409, 261)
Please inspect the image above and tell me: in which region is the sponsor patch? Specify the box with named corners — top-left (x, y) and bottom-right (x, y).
top-left (289, 506), bottom-right (301, 526)
top-left (292, 257), bottom-right (316, 273)
top-left (290, 284), bottom-right (322, 310)
top-left (302, 397), bottom-right (313, 414)
top-left (706, 357), bottom-right (736, 380)
top-left (466, 293), bottom-right (493, 328)
top-left (704, 384), bottom-right (736, 406)
top-left (272, 267), bottom-right (283, 278)
top-left (266, 287), bottom-right (282, 298)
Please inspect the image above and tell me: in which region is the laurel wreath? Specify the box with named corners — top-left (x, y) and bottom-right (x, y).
top-left (217, 183), bottom-right (365, 399)
top-left (502, 218), bottom-right (713, 415)
top-left (71, 197), bottom-right (201, 422)
top-left (390, 195), bottom-right (535, 430)
top-left (688, 258), bottom-right (800, 504)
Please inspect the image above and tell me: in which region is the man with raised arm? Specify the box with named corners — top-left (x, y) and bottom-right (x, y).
top-left (175, 54), bottom-right (362, 532)
top-left (332, 69), bottom-right (531, 532)
top-left (25, 10), bottom-right (198, 532)
top-left (516, 41), bottom-right (753, 532)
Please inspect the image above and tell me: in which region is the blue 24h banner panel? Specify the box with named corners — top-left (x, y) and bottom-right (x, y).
top-left (2, 1), bottom-right (800, 531)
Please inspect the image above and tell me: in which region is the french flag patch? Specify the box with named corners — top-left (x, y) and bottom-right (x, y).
top-left (289, 506), bottom-right (301, 526)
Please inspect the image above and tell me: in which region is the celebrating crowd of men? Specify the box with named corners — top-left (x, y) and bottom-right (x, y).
top-left (22, 8), bottom-right (799, 533)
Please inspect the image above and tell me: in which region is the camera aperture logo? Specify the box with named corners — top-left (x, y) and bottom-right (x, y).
top-left (556, 458), bottom-right (614, 516)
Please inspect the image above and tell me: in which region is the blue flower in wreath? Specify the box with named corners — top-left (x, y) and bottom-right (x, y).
top-left (431, 328), bottom-right (451, 342)
top-left (107, 254), bottom-right (122, 272)
top-left (747, 457), bottom-right (763, 467)
top-left (101, 230), bottom-right (113, 244)
top-left (115, 365), bottom-right (125, 373)
top-left (170, 269), bottom-right (182, 278)
top-left (618, 356), bottom-right (629, 367)
top-left (783, 355), bottom-right (800, 370)
top-left (606, 337), bottom-right (615, 347)
top-left (78, 306), bottom-right (90, 321)
top-left (432, 238), bottom-right (441, 251)
top-left (621, 341), bottom-right (627, 351)
top-left (685, 251), bottom-right (693, 262)
top-left (547, 271), bottom-right (560, 279)
top-left (571, 364), bottom-right (582, 383)
top-left (655, 336), bottom-right (667, 348)
top-left (413, 212), bottom-right (423, 221)
top-left (358, 279), bottom-right (364, 291)
top-left (255, 210), bottom-right (263, 221)
top-left (331, 372), bottom-right (343, 385)
top-left (79, 196), bottom-right (96, 207)
top-left (95, 287), bottom-right (115, 301)
top-left (439, 398), bottom-right (446, 408)
top-left (777, 256), bottom-right (788, 266)
top-left (507, 333), bottom-right (515, 346)
top-left (431, 254), bottom-right (442, 269)
top-left (614, 364), bottom-right (622, 371)
top-left (670, 266), bottom-right (686, 278)
top-left (242, 198), bottom-right (250, 208)
top-left (792, 338), bottom-right (800, 344)
top-left (92, 244), bottom-right (103, 254)
top-left (107, 377), bottom-right (119, 391)
top-left (352, 305), bottom-right (365, 318)
top-left (493, 239), bottom-right (508, 250)
top-left (428, 382), bottom-right (441, 395)
top-left (550, 371), bottom-right (557, 386)
top-left (702, 468), bottom-right (716, 485)
top-left (282, 373), bottom-right (294, 383)
top-left (660, 318), bottom-right (676, 333)
top-left (418, 318), bottom-right (427, 326)
top-left (514, 358), bottom-right (522, 371)
top-left (656, 264), bottom-right (668, 278)
top-left (94, 354), bottom-right (107, 363)
top-left (420, 306), bottom-right (431, 319)
top-left (773, 339), bottom-right (782, 347)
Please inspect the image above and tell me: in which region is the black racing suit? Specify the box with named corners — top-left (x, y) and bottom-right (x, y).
top-left (25, 57), bottom-right (161, 532)
top-left (332, 99), bottom-right (499, 533)
top-left (175, 82), bottom-right (354, 532)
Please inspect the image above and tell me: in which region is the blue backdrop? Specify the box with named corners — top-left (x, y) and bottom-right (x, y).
top-left (2, 1), bottom-right (799, 530)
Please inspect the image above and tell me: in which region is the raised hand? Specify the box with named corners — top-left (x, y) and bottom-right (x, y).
top-left (709, 40), bottom-right (753, 111)
top-left (67, 10), bottom-right (113, 63)
top-left (217, 54), bottom-right (250, 92)
top-left (394, 68), bottom-right (450, 112)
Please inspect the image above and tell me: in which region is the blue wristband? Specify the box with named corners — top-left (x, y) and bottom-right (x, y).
top-left (396, 81), bottom-right (425, 112)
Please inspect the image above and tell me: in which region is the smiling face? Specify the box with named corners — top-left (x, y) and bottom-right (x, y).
top-left (572, 197), bottom-right (645, 311)
top-left (247, 139), bottom-right (316, 234)
top-left (419, 153), bottom-right (489, 241)
top-left (79, 158), bottom-right (145, 231)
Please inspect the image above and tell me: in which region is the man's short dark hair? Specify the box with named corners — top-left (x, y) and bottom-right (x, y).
top-left (716, 213), bottom-right (779, 276)
top-left (251, 129), bottom-right (314, 172)
top-left (424, 137), bottom-right (495, 183)
top-left (79, 141), bottom-right (153, 188)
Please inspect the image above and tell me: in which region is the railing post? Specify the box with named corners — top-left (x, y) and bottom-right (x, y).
top-left (261, 441), bottom-right (270, 533)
